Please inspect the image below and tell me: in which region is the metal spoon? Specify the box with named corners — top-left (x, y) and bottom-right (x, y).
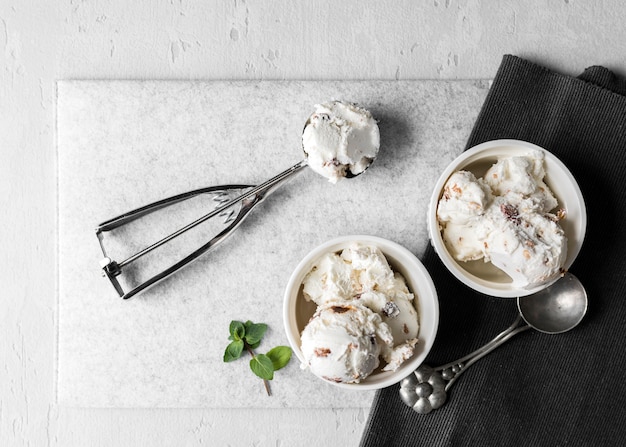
top-left (399, 272), bottom-right (588, 414)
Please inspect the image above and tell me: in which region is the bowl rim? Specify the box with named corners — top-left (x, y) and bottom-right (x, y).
top-left (428, 139), bottom-right (587, 298)
top-left (282, 235), bottom-right (439, 390)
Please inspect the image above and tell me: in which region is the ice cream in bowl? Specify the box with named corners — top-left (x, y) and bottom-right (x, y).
top-left (428, 139), bottom-right (587, 298)
top-left (283, 235), bottom-right (439, 390)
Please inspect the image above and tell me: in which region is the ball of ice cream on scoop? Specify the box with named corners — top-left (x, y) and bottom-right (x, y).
top-left (300, 302), bottom-right (393, 384)
top-left (302, 101), bottom-right (380, 183)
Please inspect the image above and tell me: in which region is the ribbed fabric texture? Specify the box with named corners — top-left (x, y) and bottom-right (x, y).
top-left (360, 55), bottom-right (626, 447)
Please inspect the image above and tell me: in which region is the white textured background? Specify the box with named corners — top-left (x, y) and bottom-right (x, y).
top-left (2, 1), bottom-right (626, 446)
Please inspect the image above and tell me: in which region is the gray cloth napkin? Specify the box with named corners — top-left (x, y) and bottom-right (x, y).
top-left (360, 55), bottom-right (626, 447)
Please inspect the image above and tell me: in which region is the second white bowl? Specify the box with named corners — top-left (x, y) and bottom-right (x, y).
top-left (428, 139), bottom-right (587, 298)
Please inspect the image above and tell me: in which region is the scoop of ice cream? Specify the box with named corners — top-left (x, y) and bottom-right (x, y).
top-left (440, 221), bottom-right (486, 261)
top-left (368, 273), bottom-right (419, 344)
top-left (300, 302), bottom-right (393, 384)
top-left (339, 243), bottom-right (396, 292)
top-left (302, 244), bottom-right (395, 307)
top-left (437, 170), bottom-right (493, 225)
top-left (302, 101), bottom-right (380, 183)
top-left (301, 251), bottom-right (355, 305)
top-left (300, 243), bottom-right (420, 380)
top-left (483, 150), bottom-right (558, 213)
top-left (437, 151), bottom-right (567, 288)
top-left (482, 197), bottom-right (567, 288)
top-left (302, 245), bottom-right (419, 344)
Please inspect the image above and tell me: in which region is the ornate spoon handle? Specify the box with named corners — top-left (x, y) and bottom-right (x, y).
top-left (400, 314), bottom-right (531, 414)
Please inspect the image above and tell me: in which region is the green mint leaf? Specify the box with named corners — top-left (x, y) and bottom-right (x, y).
top-left (223, 340), bottom-right (244, 362)
top-left (250, 354), bottom-right (274, 380)
top-left (266, 346), bottom-right (292, 371)
top-left (229, 320), bottom-right (246, 341)
top-left (244, 323), bottom-right (268, 346)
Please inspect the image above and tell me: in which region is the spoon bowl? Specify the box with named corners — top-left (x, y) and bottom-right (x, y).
top-left (518, 272), bottom-right (588, 334)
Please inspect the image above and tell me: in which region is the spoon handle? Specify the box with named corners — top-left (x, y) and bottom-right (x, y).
top-left (437, 314), bottom-right (531, 389)
top-left (400, 314), bottom-right (531, 414)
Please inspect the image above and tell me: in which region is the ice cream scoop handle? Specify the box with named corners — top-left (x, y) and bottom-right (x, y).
top-left (96, 159), bottom-right (308, 299)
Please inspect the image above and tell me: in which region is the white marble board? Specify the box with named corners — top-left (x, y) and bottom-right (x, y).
top-left (57, 80), bottom-right (489, 408)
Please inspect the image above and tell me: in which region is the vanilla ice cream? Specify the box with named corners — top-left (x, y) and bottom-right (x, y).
top-left (302, 101), bottom-right (380, 183)
top-left (437, 150), bottom-right (567, 288)
top-left (299, 243), bottom-right (420, 383)
top-left (484, 151), bottom-right (558, 213)
top-left (300, 302), bottom-right (391, 383)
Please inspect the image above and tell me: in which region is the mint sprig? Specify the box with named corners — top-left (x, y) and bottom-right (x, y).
top-left (223, 320), bottom-right (292, 396)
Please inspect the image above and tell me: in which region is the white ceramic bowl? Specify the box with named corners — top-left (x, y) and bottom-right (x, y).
top-left (283, 235), bottom-right (439, 390)
top-left (428, 139), bottom-right (587, 298)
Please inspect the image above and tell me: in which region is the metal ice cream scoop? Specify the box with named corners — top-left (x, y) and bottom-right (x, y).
top-left (399, 273), bottom-right (588, 414)
top-left (96, 102), bottom-right (378, 299)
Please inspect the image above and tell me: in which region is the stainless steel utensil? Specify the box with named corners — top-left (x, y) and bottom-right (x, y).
top-left (399, 273), bottom-right (588, 413)
top-left (96, 160), bottom-right (307, 299)
top-left (97, 102), bottom-right (379, 299)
